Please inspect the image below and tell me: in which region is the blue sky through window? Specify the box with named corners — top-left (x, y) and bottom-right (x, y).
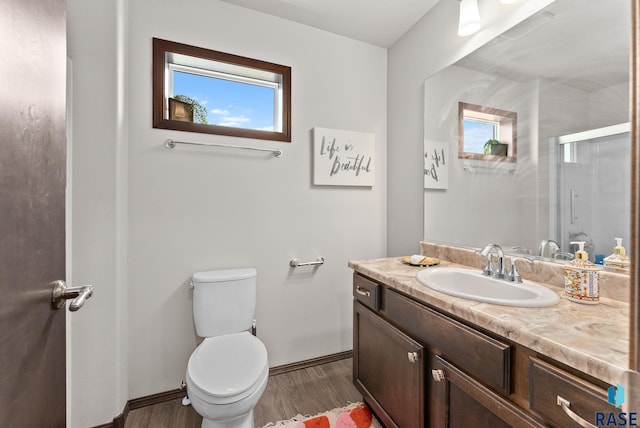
top-left (173, 71), bottom-right (276, 130)
top-left (463, 119), bottom-right (497, 154)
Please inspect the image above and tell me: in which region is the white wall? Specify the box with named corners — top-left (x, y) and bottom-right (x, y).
top-left (126, 0), bottom-right (387, 399)
top-left (67, 0), bottom-right (128, 426)
top-left (590, 82), bottom-right (630, 128)
top-left (387, 0), bottom-right (555, 256)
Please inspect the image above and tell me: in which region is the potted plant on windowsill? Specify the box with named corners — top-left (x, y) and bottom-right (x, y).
top-left (483, 139), bottom-right (508, 156)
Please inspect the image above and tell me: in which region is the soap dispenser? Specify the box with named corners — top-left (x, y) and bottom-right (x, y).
top-left (564, 241), bottom-right (600, 304)
top-left (603, 237), bottom-right (630, 273)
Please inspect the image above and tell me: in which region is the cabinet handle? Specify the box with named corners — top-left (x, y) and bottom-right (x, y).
top-left (355, 286), bottom-right (371, 297)
top-left (556, 396), bottom-right (596, 428)
top-left (432, 369), bottom-right (446, 382)
top-left (407, 351), bottom-right (419, 363)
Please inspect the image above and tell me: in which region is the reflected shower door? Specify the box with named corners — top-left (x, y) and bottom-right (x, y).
top-left (555, 125), bottom-right (630, 261)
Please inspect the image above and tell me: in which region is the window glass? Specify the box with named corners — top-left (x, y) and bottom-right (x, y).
top-left (172, 70), bottom-right (276, 130)
top-left (462, 118), bottom-right (498, 154)
top-left (153, 38), bottom-right (291, 142)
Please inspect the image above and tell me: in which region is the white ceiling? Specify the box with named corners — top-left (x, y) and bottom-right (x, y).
top-left (218, 0), bottom-right (440, 48)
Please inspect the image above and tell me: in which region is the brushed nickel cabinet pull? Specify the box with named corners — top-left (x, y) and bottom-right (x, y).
top-left (355, 286), bottom-right (371, 297)
top-left (556, 396), bottom-right (596, 428)
top-left (407, 351), bottom-right (419, 363)
top-left (432, 369), bottom-right (445, 382)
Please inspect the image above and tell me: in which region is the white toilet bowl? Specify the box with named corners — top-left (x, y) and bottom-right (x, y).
top-left (186, 331), bottom-right (269, 428)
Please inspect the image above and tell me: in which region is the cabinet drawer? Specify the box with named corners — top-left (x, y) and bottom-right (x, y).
top-left (530, 358), bottom-right (618, 428)
top-left (353, 274), bottom-right (380, 311)
top-left (385, 289), bottom-right (511, 394)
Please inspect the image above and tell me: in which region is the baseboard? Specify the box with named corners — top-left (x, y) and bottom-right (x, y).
top-left (268, 350), bottom-right (352, 376)
top-left (96, 350), bottom-right (352, 428)
top-left (91, 400), bottom-right (128, 428)
top-left (128, 388), bottom-right (187, 410)
top-left (90, 390), bottom-right (183, 428)
top-left (112, 402), bottom-right (129, 428)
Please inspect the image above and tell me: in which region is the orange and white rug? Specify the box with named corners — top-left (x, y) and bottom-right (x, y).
top-left (261, 402), bottom-right (381, 428)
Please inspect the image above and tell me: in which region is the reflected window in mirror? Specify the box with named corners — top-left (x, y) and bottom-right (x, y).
top-left (563, 143), bottom-right (574, 163)
top-left (458, 102), bottom-right (517, 162)
top-left (153, 38), bottom-right (291, 142)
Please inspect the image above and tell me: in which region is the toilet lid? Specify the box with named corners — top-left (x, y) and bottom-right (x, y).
top-left (187, 332), bottom-right (268, 399)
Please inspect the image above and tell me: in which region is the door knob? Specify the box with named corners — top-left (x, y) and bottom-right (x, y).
top-left (52, 280), bottom-right (94, 312)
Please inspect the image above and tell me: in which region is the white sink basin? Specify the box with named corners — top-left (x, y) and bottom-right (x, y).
top-left (415, 267), bottom-right (559, 307)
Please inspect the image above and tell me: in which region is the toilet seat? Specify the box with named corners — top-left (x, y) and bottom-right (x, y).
top-left (187, 331), bottom-right (268, 405)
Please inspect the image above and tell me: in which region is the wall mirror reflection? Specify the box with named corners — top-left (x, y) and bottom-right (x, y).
top-left (153, 38), bottom-right (292, 142)
top-left (424, 0), bottom-right (629, 265)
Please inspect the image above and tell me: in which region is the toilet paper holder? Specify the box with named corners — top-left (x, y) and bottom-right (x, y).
top-left (289, 257), bottom-right (325, 268)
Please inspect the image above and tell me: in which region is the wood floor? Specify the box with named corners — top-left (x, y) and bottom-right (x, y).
top-left (125, 357), bottom-right (362, 428)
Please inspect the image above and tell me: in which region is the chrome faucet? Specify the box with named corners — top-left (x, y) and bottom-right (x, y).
top-left (538, 239), bottom-right (560, 258)
top-left (479, 244), bottom-right (506, 279)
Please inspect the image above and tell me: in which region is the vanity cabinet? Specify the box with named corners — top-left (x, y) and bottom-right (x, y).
top-left (352, 272), bottom-right (615, 428)
top-left (353, 274), bottom-right (425, 428)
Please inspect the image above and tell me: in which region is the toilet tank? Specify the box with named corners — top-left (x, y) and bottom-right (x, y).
top-left (192, 268), bottom-right (257, 338)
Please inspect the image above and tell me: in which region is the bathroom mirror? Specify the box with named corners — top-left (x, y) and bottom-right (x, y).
top-left (153, 38), bottom-right (292, 142)
top-left (423, 0), bottom-right (630, 263)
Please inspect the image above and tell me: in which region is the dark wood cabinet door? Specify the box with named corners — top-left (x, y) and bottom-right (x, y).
top-left (430, 356), bottom-right (545, 428)
top-left (353, 301), bottom-right (424, 428)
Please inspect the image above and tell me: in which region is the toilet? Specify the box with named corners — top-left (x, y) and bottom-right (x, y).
top-left (186, 268), bottom-right (269, 428)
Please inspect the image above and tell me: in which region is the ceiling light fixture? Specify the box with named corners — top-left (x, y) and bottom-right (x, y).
top-left (499, 0), bottom-right (521, 4)
top-left (457, 0), bottom-right (481, 37)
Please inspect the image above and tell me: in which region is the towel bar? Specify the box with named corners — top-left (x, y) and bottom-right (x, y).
top-left (290, 257), bottom-right (325, 268)
top-left (164, 139), bottom-right (283, 157)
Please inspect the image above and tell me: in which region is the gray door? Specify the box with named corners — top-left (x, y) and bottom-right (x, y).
top-left (0, 0), bottom-right (67, 426)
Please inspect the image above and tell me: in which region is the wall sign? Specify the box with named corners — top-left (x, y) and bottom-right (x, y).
top-left (313, 127), bottom-right (374, 186)
top-left (424, 140), bottom-right (449, 189)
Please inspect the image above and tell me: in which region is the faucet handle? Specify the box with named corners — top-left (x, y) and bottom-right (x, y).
top-left (507, 259), bottom-right (522, 283)
top-left (482, 256), bottom-right (493, 276)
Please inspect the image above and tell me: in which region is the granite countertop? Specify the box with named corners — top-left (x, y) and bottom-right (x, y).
top-left (349, 257), bottom-right (630, 386)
